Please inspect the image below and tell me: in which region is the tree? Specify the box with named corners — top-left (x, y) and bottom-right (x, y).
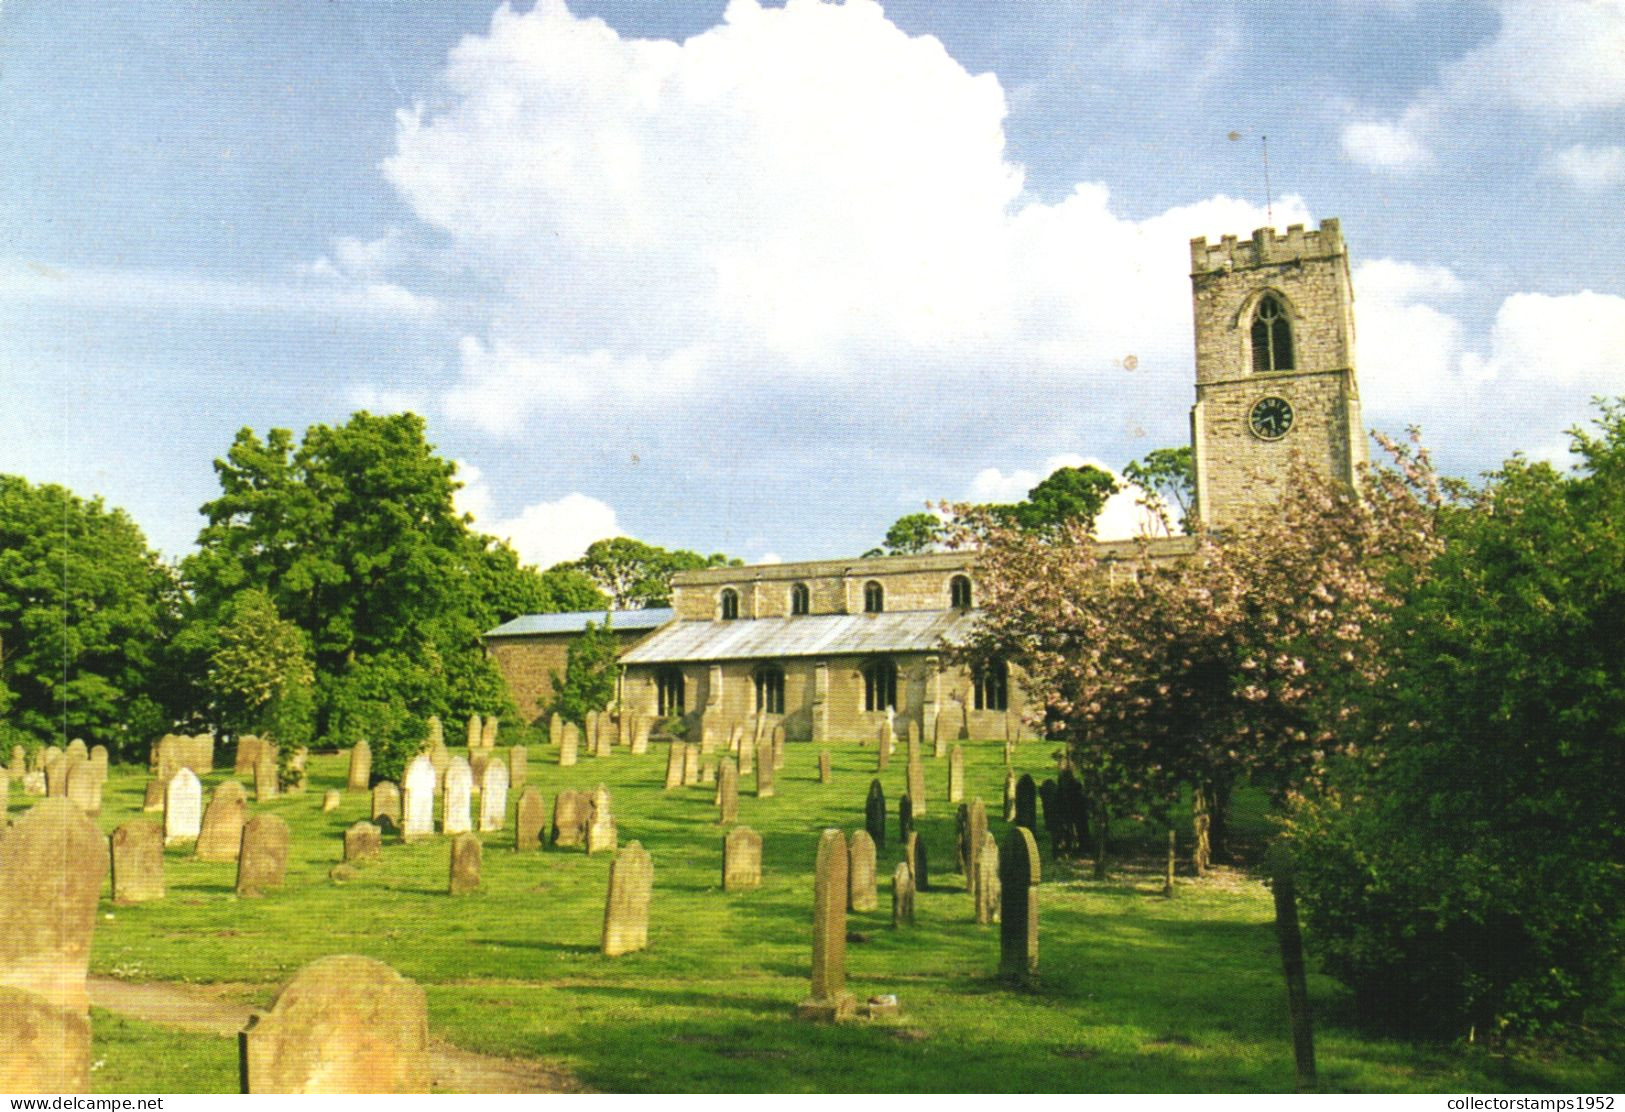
top-left (866, 512), bottom-right (944, 557)
top-left (0, 475), bottom-right (179, 758)
top-left (545, 620), bottom-right (620, 727)
top-left (565, 537), bottom-right (737, 609)
top-left (1123, 446), bottom-right (1195, 533)
top-left (205, 588), bottom-right (314, 751)
top-left (975, 464), bottom-right (1120, 539)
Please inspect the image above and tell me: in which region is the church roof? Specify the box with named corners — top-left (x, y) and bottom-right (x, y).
top-left (484, 608), bottom-right (675, 639)
top-left (618, 608), bottom-right (980, 664)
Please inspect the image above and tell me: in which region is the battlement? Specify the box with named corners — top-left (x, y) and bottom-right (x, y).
top-left (1190, 217), bottom-right (1344, 274)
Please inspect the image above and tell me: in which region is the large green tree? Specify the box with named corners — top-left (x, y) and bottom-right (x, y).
top-left (0, 475), bottom-right (180, 758)
top-left (1123, 446), bottom-right (1195, 533)
top-left (564, 537), bottom-right (737, 609)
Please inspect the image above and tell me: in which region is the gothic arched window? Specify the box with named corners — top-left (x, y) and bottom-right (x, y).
top-left (862, 659), bottom-right (897, 712)
top-left (1251, 293), bottom-right (1295, 373)
top-left (974, 659), bottom-right (1009, 711)
top-left (720, 588), bottom-right (739, 620)
top-left (863, 581), bottom-right (885, 613)
top-left (755, 665), bottom-right (786, 715)
top-left (790, 582), bottom-right (810, 616)
top-left (949, 574), bottom-right (972, 609)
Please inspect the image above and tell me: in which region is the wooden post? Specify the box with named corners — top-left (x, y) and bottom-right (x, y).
top-left (1267, 845), bottom-right (1316, 1092)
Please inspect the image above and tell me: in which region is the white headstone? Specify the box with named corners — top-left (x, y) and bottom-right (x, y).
top-left (478, 761), bottom-right (509, 833)
top-left (401, 755), bottom-right (437, 841)
top-left (442, 757), bottom-right (473, 836)
top-left (163, 767), bottom-right (202, 846)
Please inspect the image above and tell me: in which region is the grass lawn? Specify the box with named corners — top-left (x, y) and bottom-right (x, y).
top-left (27, 733), bottom-right (1619, 1093)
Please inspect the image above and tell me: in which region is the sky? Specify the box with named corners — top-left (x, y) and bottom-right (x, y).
top-left (3, 0), bottom-right (1623, 569)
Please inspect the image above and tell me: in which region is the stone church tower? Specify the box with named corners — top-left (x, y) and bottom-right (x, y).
top-left (1188, 218), bottom-right (1367, 531)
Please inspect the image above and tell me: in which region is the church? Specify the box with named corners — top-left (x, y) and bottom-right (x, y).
top-left (484, 217), bottom-right (1367, 743)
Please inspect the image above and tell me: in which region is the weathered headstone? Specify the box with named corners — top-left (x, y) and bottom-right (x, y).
top-left (478, 760), bottom-right (509, 833)
top-left (586, 783), bottom-right (617, 855)
top-left (45, 753), bottom-right (68, 797)
top-left (164, 767), bottom-right (202, 846)
top-left (343, 821), bottom-right (382, 864)
top-left (1059, 768), bottom-right (1090, 856)
top-left (584, 711), bottom-right (600, 754)
top-left (551, 789), bottom-right (592, 848)
top-left (442, 757), bottom-right (473, 836)
top-left (881, 715), bottom-right (896, 756)
top-left (682, 743), bottom-right (700, 786)
top-left (601, 841), bottom-right (653, 957)
top-left (87, 745), bottom-right (108, 779)
top-left (722, 826), bottom-right (761, 892)
top-left (110, 821), bottom-right (165, 905)
top-left (197, 780), bottom-right (249, 862)
top-left (899, 794), bottom-right (914, 847)
top-left (663, 742), bottom-right (684, 789)
top-left (559, 723), bottom-right (580, 767)
top-left (906, 752), bottom-right (927, 817)
top-left (448, 832), bottom-right (481, 895)
top-left (239, 956), bottom-right (430, 1094)
top-left (288, 747), bottom-right (309, 794)
top-left (254, 745), bottom-right (279, 802)
top-left (0, 798), bottom-right (106, 1093)
top-left (481, 714), bottom-right (499, 749)
top-left (548, 712), bottom-right (563, 746)
top-left (1038, 778), bottom-right (1061, 854)
top-left (400, 757), bottom-right (436, 841)
top-left (700, 760), bottom-right (716, 785)
top-left (976, 830), bottom-right (1002, 926)
top-left (906, 720), bottom-right (920, 763)
top-left (999, 826), bottom-right (1041, 985)
top-left (630, 715), bottom-right (652, 755)
top-left (772, 723), bottom-right (785, 771)
top-left (508, 745), bottom-right (528, 790)
top-left (8, 743), bottom-right (25, 778)
top-left (427, 714), bottom-right (444, 748)
top-left (371, 781), bottom-right (402, 835)
top-left (237, 813), bottom-right (291, 897)
top-left (142, 778), bottom-right (165, 812)
top-left (428, 739), bottom-right (452, 781)
top-left (594, 712), bottom-right (612, 758)
top-left (847, 829), bottom-right (877, 912)
top-left (864, 779), bottom-right (886, 849)
top-left (948, 745), bottom-right (965, 804)
top-left (322, 789), bottom-right (341, 813)
top-left (466, 714), bottom-right (483, 751)
top-left (874, 724), bottom-right (890, 771)
top-left (65, 757), bottom-right (101, 815)
top-left (726, 723), bottom-right (743, 756)
top-left (933, 711), bottom-right (948, 758)
top-left (892, 861), bottom-right (916, 928)
top-left (798, 829), bottom-right (855, 1020)
top-left (818, 749), bottom-right (832, 784)
top-left (65, 737), bottom-right (87, 761)
top-left (514, 785), bottom-right (545, 851)
top-left (1015, 773), bottom-right (1037, 831)
top-left (738, 732), bottom-right (755, 777)
top-left (905, 831), bottom-right (930, 892)
top-left (1003, 769), bottom-right (1018, 822)
top-left (716, 759), bottom-right (739, 825)
top-left (347, 740), bottom-right (371, 791)
top-left (964, 798), bottom-right (988, 880)
top-left (469, 748), bottom-right (490, 787)
top-left (235, 734), bottom-right (263, 776)
top-left (754, 739), bottom-right (774, 798)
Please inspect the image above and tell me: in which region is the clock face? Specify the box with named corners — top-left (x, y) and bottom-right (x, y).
top-left (1249, 395), bottom-right (1294, 440)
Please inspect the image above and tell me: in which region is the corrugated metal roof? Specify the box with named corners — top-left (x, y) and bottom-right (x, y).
top-left (484, 608), bottom-right (675, 639)
top-left (619, 608), bottom-right (980, 664)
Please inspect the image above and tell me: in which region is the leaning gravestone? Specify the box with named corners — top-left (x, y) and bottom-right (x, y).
top-left (400, 757), bottom-right (436, 842)
top-left (755, 739), bottom-right (774, 798)
top-left (1015, 773), bottom-right (1038, 831)
top-left (723, 826), bottom-right (762, 892)
top-left (948, 745), bottom-right (966, 804)
top-left (239, 955), bottom-right (429, 1094)
top-left (797, 829), bottom-right (855, 1020)
top-left (514, 785), bottom-right (545, 851)
top-left (864, 779), bottom-right (886, 849)
top-left (893, 861), bottom-right (916, 928)
top-left (196, 780), bottom-right (248, 862)
top-left (559, 723), bottom-right (580, 767)
top-left (999, 826), bottom-right (1041, 985)
top-left (237, 813), bottom-right (291, 897)
top-left (508, 745), bottom-right (528, 790)
top-left (164, 768), bottom-right (202, 846)
top-left (343, 821), bottom-right (382, 864)
top-left (663, 742), bottom-right (684, 789)
top-left (601, 841), bottom-right (653, 957)
top-left (0, 798), bottom-right (107, 1093)
top-left (586, 784), bottom-right (617, 855)
top-left (347, 740), bottom-right (371, 791)
top-left (847, 829), bottom-right (878, 912)
top-left (448, 832), bottom-right (481, 895)
top-left (371, 781), bottom-right (402, 835)
top-left (905, 831), bottom-right (930, 892)
top-left (906, 752), bottom-right (927, 817)
top-left (441, 757), bottom-right (473, 836)
top-left (818, 749), bottom-right (832, 784)
top-left (717, 759), bottom-right (739, 825)
top-left (975, 830), bottom-right (1002, 926)
top-left (478, 761), bottom-right (509, 833)
top-left (110, 820), bottom-right (165, 905)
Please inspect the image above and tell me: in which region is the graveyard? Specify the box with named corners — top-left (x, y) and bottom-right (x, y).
top-left (6, 729), bottom-right (1614, 1094)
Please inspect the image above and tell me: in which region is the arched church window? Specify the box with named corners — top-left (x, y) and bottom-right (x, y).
top-left (862, 659), bottom-right (897, 712)
top-left (1251, 293), bottom-right (1295, 373)
top-left (720, 588), bottom-right (739, 620)
top-left (754, 665), bottom-right (786, 715)
top-left (656, 667), bottom-right (686, 717)
top-left (864, 581), bottom-right (885, 613)
top-left (949, 574), bottom-right (972, 609)
top-left (974, 659), bottom-right (1009, 711)
top-left (791, 582), bottom-right (810, 616)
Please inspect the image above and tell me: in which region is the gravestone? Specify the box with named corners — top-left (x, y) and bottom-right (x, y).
top-left (1003, 770), bottom-right (1018, 822)
top-left (754, 739), bottom-right (774, 798)
top-left (427, 714), bottom-right (444, 748)
top-left (0, 798), bottom-right (107, 1093)
top-left (976, 830), bottom-right (1002, 926)
top-left (551, 790), bottom-right (590, 848)
top-left (881, 716), bottom-right (896, 756)
top-left (466, 714), bottom-right (482, 751)
top-left (933, 710), bottom-right (948, 758)
top-left (594, 712), bottom-right (612, 758)
top-left (196, 780), bottom-right (248, 862)
top-left (586, 784), bottom-right (617, 855)
top-left (618, 710), bottom-right (630, 749)
top-left (164, 768), bottom-right (202, 846)
top-left (287, 747), bottom-right (308, 794)
top-left (630, 715), bottom-right (651, 755)
top-left (237, 813), bottom-right (291, 897)
top-left (400, 757), bottom-right (436, 842)
top-left (322, 789), bottom-right (341, 813)
top-left (344, 821), bottom-right (382, 863)
top-left (847, 829), bottom-right (877, 912)
top-left (469, 748), bottom-right (489, 787)
top-left (682, 743), bottom-right (700, 786)
top-left (899, 795), bottom-right (914, 847)
top-left (906, 720), bottom-right (920, 763)
top-left (347, 740), bottom-right (371, 791)
top-left (874, 725), bottom-right (890, 771)
top-left (772, 724), bottom-right (785, 771)
top-left (142, 778), bottom-right (165, 812)
top-left (481, 714), bottom-right (499, 749)
top-left (956, 804), bottom-right (971, 876)
top-left (110, 821), bottom-right (165, 905)
top-left (601, 841), bottom-right (653, 957)
top-left (663, 743), bottom-right (684, 789)
top-left (65, 737), bottom-right (87, 761)
top-left (905, 831), bottom-right (930, 892)
top-left (514, 785), bottom-right (545, 851)
top-left (892, 862), bottom-right (916, 928)
top-left (254, 745), bottom-right (279, 802)
top-left (584, 711), bottom-right (599, 754)
top-left (1059, 769), bottom-right (1090, 855)
top-left (965, 798), bottom-right (988, 880)
top-left (21, 769), bottom-right (45, 796)
top-left (371, 781), bottom-right (402, 835)
top-left (441, 757), bottom-right (473, 836)
top-left (239, 956), bottom-right (429, 1094)
top-left (88, 745), bottom-right (108, 779)
top-left (818, 749), bottom-right (832, 784)
top-left (864, 779), bottom-right (886, 849)
top-left (1038, 779), bottom-right (1061, 854)
top-left (948, 745), bottom-right (965, 804)
top-left (45, 753), bottom-right (67, 797)
top-left (1015, 774), bottom-right (1038, 831)
top-left (8, 743), bottom-right (25, 778)
top-left (559, 723), bottom-right (580, 767)
top-left (548, 712), bottom-right (563, 746)
top-left (906, 752), bottom-right (927, 817)
top-left (722, 826), bottom-right (761, 892)
top-left (798, 829), bottom-right (855, 1020)
top-left (236, 735), bottom-right (263, 776)
top-left (700, 760), bottom-right (715, 785)
top-left (738, 733), bottom-right (755, 777)
top-left (508, 745), bottom-right (528, 790)
top-left (479, 760), bottom-right (509, 833)
top-left (448, 832), bottom-right (481, 895)
top-left (717, 759), bottom-right (739, 825)
top-left (428, 740), bottom-right (452, 781)
top-left (65, 757), bottom-right (101, 815)
top-left (999, 826), bottom-right (1041, 985)
top-left (725, 724), bottom-right (742, 756)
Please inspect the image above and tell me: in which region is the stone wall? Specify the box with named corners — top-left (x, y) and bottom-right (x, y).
top-left (484, 627), bottom-right (650, 724)
top-left (670, 552), bottom-right (979, 621)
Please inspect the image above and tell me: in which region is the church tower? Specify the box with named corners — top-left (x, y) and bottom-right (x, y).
top-left (1188, 218), bottom-right (1367, 531)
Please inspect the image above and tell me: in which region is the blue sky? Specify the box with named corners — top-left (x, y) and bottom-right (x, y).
top-left (3, 0), bottom-right (1622, 567)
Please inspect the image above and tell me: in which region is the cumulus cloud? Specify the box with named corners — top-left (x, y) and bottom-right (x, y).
top-left (965, 453), bottom-right (1176, 540)
top-left (1340, 117), bottom-right (1433, 171)
top-left (380, 0), bottom-right (1299, 431)
top-left (455, 462), bottom-right (623, 569)
top-left (1546, 144), bottom-right (1625, 190)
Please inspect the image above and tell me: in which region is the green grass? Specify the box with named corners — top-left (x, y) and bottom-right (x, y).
top-left (23, 737), bottom-right (1619, 1093)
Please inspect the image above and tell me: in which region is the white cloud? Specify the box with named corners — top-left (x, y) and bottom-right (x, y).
top-left (347, 384), bottom-right (432, 415)
top-left (380, 0), bottom-right (1300, 431)
top-left (455, 462), bottom-right (624, 569)
top-left (1340, 117), bottom-right (1433, 171)
top-left (1460, 290), bottom-right (1625, 393)
top-left (1546, 144), bottom-right (1625, 190)
top-left (1352, 259), bottom-right (1466, 408)
top-left (965, 453), bottom-right (1175, 540)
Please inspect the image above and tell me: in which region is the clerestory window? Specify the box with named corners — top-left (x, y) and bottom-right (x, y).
top-left (1251, 293), bottom-right (1295, 373)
